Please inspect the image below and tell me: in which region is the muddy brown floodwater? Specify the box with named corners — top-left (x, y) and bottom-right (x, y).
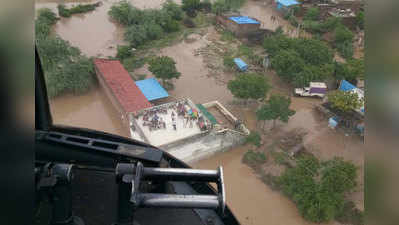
top-left (192, 146), bottom-right (332, 225)
top-left (49, 86), bottom-right (129, 137)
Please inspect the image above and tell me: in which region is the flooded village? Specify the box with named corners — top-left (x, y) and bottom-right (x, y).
top-left (36, 0), bottom-right (365, 225)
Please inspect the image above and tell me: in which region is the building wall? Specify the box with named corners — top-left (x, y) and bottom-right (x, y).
top-left (94, 66), bottom-right (131, 134)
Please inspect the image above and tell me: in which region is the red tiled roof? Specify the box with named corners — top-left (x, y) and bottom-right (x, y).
top-left (94, 58), bottom-right (152, 113)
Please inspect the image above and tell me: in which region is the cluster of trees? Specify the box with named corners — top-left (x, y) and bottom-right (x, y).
top-left (109, 0), bottom-right (183, 47)
top-left (277, 156), bottom-right (358, 223)
top-left (36, 8), bottom-right (95, 98)
top-left (263, 34), bottom-right (334, 87)
top-left (57, 3), bottom-right (100, 17)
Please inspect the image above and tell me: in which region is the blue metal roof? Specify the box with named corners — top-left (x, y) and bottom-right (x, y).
top-left (234, 58), bottom-right (248, 71)
top-left (135, 78), bottom-right (169, 101)
top-left (276, 0), bottom-right (300, 7)
top-left (229, 16), bottom-right (260, 24)
top-left (339, 80), bottom-right (357, 92)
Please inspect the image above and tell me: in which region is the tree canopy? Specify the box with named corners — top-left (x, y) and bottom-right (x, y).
top-left (265, 34), bottom-right (334, 87)
top-left (327, 90), bottom-right (363, 113)
top-left (227, 73), bottom-right (270, 100)
top-left (278, 156), bottom-right (358, 223)
top-left (256, 94), bottom-right (295, 129)
top-left (148, 56), bottom-right (181, 84)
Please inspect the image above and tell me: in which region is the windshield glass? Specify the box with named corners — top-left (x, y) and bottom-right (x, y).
top-left (35, 0), bottom-right (365, 224)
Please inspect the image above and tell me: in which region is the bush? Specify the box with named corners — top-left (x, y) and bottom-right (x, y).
top-left (162, 0), bottom-right (184, 20)
top-left (108, 1), bottom-right (142, 26)
top-left (200, 0), bottom-right (212, 13)
top-left (271, 49), bottom-right (305, 81)
top-left (304, 7), bottom-right (320, 21)
top-left (162, 19), bottom-right (180, 32)
top-left (182, 0), bottom-right (201, 12)
top-left (227, 73), bottom-right (270, 100)
top-left (223, 55), bottom-right (235, 70)
top-left (334, 25), bottom-right (354, 44)
top-left (57, 3), bottom-right (98, 17)
top-left (356, 11), bottom-right (364, 29)
top-left (293, 38), bottom-right (333, 66)
top-left (116, 45), bottom-right (132, 60)
top-left (125, 25), bottom-right (148, 47)
top-left (245, 131), bottom-right (261, 147)
top-left (122, 56), bottom-right (146, 71)
top-left (145, 22), bottom-right (164, 40)
top-left (336, 41), bottom-right (354, 59)
top-left (242, 150), bottom-right (267, 167)
top-left (212, 0), bottom-right (230, 15)
top-left (336, 201), bottom-right (364, 225)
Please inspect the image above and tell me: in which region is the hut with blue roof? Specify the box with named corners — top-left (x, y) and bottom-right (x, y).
top-left (216, 14), bottom-right (261, 38)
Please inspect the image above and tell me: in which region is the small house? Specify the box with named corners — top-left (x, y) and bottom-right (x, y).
top-left (275, 0), bottom-right (300, 13)
top-left (216, 15), bottom-right (261, 38)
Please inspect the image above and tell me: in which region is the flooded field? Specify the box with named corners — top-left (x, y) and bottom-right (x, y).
top-left (35, 0), bottom-right (182, 57)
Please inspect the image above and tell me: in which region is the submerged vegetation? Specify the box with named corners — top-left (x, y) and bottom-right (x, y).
top-left (58, 2), bottom-right (100, 17)
top-left (108, 0), bottom-right (184, 48)
top-left (35, 8), bottom-right (95, 98)
top-left (243, 150), bottom-right (362, 224)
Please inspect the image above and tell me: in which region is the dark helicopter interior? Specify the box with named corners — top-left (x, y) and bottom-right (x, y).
top-left (34, 48), bottom-right (239, 225)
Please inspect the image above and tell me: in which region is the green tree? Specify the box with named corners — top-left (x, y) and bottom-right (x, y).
top-left (182, 0), bottom-right (201, 13)
top-left (256, 94), bottom-right (295, 130)
top-left (116, 45), bottom-right (132, 60)
top-left (124, 25), bottom-right (148, 47)
top-left (356, 11), bottom-right (364, 29)
top-left (293, 38), bottom-right (333, 66)
top-left (162, 0), bottom-right (184, 20)
top-left (148, 56), bottom-right (181, 85)
top-left (227, 73), bottom-right (270, 101)
top-left (294, 64), bottom-right (333, 87)
top-left (335, 58), bottom-right (364, 82)
top-left (320, 157), bottom-right (357, 193)
top-left (305, 7), bottom-right (320, 21)
top-left (212, 0), bottom-right (230, 15)
top-left (271, 49), bottom-right (305, 81)
top-left (334, 25), bottom-right (354, 43)
top-left (327, 90), bottom-right (363, 113)
top-left (108, 1), bottom-right (142, 26)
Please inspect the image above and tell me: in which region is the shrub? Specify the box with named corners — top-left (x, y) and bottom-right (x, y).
top-left (57, 3), bottom-right (98, 17)
top-left (227, 73), bottom-right (270, 101)
top-left (108, 1), bottom-right (142, 26)
top-left (242, 150), bottom-right (267, 167)
top-left (212, 0), bottom-right (230, 15)
top-left (200, 0), bottom-right (212, 13)
top-left (336, 201), bottom-right (364, 225)
top-left (182, 0), bottom-right (201, 12)
top-left (145, 22), bottom-right (164, 40)
top-left (334, 25), bottom-right (354, 44)
top-left (336, 41), bottom-right (354, 59)
top-left (293, 38), bottom-right (333, 66)
top-left (356, 11), bottom-right (364, 29)
top-left (122, 56), bottom-right (146, 71)
top-left (223, 55), bottom-right (235, 70)
top-left (304, 7), bottom-right (320, 21)
top-left (162, 0), bottom-right (184, 20)
top-left (162, 19), bottom-right (180, 33)
top-left (245, 131), bottom-right (261, 147)
top-left (271, 49), bottom-right (305, 81)
top-left (116, 45), bottom-right (132, 60)
top-left (125, 25), bottom-right (148, 47)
